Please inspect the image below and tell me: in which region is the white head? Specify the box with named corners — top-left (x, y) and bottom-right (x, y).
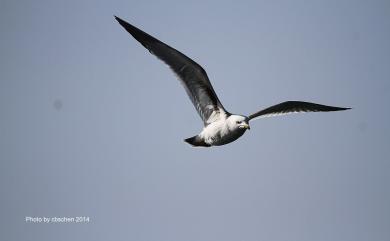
top-left (227, 115), bottom-right (250, 131)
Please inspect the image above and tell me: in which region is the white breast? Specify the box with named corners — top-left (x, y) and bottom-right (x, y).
top-left (200, 121), bottom-right (222, 144)
top-left (199, 114), bottom-right (248, 146)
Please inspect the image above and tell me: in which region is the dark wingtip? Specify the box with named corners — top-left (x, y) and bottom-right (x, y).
top-left (114, 15), bottom-right (124, 24)
top-left (114, 16), bottom-right (131, 29)
top-left (338, 107), bottom-right (352, 111)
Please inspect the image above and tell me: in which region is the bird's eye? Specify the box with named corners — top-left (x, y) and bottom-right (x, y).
top-left (236, 121), bottom-right (241, 124)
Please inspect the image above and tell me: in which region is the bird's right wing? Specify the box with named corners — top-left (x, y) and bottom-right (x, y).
top-left (248, 101), bottom-right (350, 121)
top-left (115, 16), bottom-right (228, 125)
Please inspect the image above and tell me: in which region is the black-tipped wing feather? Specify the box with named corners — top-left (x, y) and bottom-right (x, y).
top-left (248, 101), bottom-right (350, 120)
top-left (115, 16), bottom-right (227, 125)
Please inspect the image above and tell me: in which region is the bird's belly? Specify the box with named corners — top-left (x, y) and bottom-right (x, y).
top-left (200, 122), bottom-right (247, 146)
top-left (212, 129), bottom-right (246, 146)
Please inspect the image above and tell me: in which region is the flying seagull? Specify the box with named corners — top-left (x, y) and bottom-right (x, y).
top-left (115, 16), bottom-right (350, 147)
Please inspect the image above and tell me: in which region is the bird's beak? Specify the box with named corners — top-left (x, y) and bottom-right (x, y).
top-left (240, 123), bottom-right (250, 130)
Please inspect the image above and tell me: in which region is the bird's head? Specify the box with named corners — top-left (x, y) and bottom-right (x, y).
top-left (227, 115), bottom-right (250, 130)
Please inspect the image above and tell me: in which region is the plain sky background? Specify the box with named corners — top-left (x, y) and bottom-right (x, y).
top-left (1, 0), bottom-right (389, 240)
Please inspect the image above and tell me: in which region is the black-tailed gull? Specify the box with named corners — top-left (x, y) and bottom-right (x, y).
top-left (115, 16), bottom-right (350, 147)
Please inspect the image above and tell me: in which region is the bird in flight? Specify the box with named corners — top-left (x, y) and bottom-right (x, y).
top-left (115, 16), bottom-right (350, 147)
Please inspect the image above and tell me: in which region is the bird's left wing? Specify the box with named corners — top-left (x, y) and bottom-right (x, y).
top-left (115, 16), bottom-right (228, 125)
top-left (248, 101), bottom-right (350, 121)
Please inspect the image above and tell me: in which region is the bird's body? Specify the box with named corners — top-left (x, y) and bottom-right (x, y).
top-left (188, 114), bottom-right (248, 147)
top-left (115, 16), bottom-right (350, 147)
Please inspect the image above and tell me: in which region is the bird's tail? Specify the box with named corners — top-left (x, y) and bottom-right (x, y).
top-left (184, 135), bottom-right (211, 147)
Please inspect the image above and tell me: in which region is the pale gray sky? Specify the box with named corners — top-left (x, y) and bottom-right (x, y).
top-left (1, 0), bottom-right (389, 240)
